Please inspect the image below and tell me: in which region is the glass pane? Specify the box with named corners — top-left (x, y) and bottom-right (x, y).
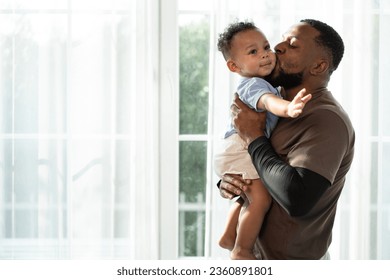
top-left (0, 0), bottom-right (12, 8)
top-left (179, 210), bottom-right (205, 257)
top-left (5, 0), bottom-right (130, 10)
top-left (113, 140), bottom-right (131, 238)
top-left (0, 139), bottom-right (12, 206)
top-left (380, 0), bottom-right (390, 9)
top-left (12, 0), bottom-right (67, 9)
top-left (381, 143), bottom-right (390, 259)
top-left (370, 142), bottom-right (378, 205)
top-left (0, 139), bottom-right (67, 238)
top-left (339, 208), bottom-right (351, 259)
top-left (0, 140), bottom-right (14, 237)
top-left (227, 0), bottom-right (280, 12)
top-left (179, 14), bottom-right (210, 135)
top-left (0, 14), bottom-right (68, 134)
top-left (179, 141), bottom-right (207, 257)
top-left (0, 14), bottom-right (13, 133)
top-left (70, 15), bottom-right (113, 134)
top-left (179, 141), bottom-right (207, 203)
top-left (370, 211), bottom-right (378, 259)
top-left (370, 142), bottom-right (378, 259)
top-left (371, 14), bottom-right (380, 136)
top-left (379, 15), bottom-right (390, 136)
top-left (71, 139), bottom-right (114, 239)
top-left (114, 16), bottom-right (133, 135)
top-left (382, 143), bottom-right (390, 204)
top-left (72, 0), bottom-right (120, 10)
top-left (70, 14), bottom-right (133, 135)
top-left (12, 14), bottom-right (67, 134)
top-left (381, 210), bottom-right (390, 259)
top-left (70, 139), bottom-right (131, 240)
top-left (178, 0), bottom-right (212, 11)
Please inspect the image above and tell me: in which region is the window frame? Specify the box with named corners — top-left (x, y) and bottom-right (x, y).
top-left (159, 0), bottom-right (180, 259)
top-left (159, 0), bottom-right (226, 259)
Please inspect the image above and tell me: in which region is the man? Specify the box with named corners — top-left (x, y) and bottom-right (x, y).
top-left (218, 19), bottom-right (355, 259)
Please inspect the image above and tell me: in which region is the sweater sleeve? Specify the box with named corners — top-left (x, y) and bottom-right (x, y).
top-left (248, 136), bottom-right (331, 217)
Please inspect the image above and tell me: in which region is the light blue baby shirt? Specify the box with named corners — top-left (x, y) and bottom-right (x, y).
top-left (224, 77), bottom-right (281, 139)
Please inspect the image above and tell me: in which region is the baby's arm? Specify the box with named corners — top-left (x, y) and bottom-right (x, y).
top-left (257, 88), bottom-right (311, 118)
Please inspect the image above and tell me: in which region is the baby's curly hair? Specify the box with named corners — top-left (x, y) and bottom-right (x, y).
top-left (217, 20), bottom-right (257, 61)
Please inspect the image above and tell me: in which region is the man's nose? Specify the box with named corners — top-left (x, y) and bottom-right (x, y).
top-left (274, 42), bottom-right (284, 54)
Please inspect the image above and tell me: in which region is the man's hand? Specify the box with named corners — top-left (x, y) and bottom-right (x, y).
top-left (219, 174), bottom-right (251, 199)
top-left (231, 93), bottom-right (266, 145)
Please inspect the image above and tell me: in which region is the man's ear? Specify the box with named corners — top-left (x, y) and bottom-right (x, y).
top-left (310, 59), bottom-right (329, 75)
top-left (227, 59), bottom-right (240, 73)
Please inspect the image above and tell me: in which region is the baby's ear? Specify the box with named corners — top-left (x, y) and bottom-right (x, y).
top-left (227, 59), bottom-right (240, 73)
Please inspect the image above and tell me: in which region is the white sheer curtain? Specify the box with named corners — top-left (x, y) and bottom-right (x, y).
top-left (0, 0), bottom-right (159, 259)
top-left (209, 0), bottom-right (390, 260)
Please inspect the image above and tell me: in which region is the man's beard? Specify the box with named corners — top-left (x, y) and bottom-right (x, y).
top-left (267, 69), bottom-right (303, 90)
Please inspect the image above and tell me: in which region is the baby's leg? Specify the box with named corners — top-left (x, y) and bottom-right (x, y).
top-left (219, 197), bottom-right (244, 250)
top-left (231, 179), bottom-right (272, 260)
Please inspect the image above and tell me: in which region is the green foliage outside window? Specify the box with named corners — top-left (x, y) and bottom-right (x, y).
top-left (179, 16), bottom-right (209, 203)
top-left (179, 18), bottom-right (210, 135)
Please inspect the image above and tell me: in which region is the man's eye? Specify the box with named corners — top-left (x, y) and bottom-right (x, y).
top-left (289, 38), bottom-right (298, 48)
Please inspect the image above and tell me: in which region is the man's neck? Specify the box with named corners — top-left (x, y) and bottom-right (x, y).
top-left (284, 85), bottom-right (327, 101)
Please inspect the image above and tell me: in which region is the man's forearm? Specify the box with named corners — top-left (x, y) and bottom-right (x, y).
top-left (248, 136), bottom-right (330, 216)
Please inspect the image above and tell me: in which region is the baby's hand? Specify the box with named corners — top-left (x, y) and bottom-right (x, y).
top-left (287, 88), bottom-right (312, 118)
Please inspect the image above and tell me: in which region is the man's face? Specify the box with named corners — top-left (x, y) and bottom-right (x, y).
top-left (267, 23), bottom-right (320, 89)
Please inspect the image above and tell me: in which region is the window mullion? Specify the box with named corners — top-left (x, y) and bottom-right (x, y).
top-left (159, 0), bottom-right (179, 260)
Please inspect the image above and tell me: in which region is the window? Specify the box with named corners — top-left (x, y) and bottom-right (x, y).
top-left (0, 0), bottom-right (159, 259)
top-left (178, 5), bottom-right (211, 258)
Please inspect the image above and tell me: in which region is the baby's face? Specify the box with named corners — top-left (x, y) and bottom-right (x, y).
top-left (230, 29), bottom-right (276, 78)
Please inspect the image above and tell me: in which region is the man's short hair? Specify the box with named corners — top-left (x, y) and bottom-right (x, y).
top-left (301, 19), bottom-right (344, 74)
